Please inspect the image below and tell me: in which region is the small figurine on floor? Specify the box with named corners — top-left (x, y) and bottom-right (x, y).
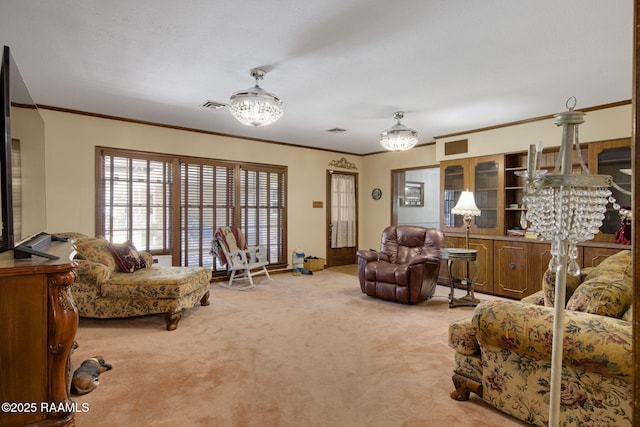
top-left (292, 267), bottom-right (313, 275)
top-left (292, 248), bottom-right (312, 275)
top-left (71, 357), bottom-right (113, 395)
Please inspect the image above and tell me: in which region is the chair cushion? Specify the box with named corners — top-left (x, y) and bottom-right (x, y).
top-left (101, 266), bottom-right (211, 299)
top-left (566, 250), bottom-right (632, 319)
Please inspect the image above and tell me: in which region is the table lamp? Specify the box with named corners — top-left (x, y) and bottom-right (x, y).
top-left (451, 190), bottom-right (481, 249)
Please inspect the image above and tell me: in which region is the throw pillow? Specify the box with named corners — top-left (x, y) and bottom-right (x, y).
top-left (75, 237), bottom-right (118, 272)
top-left (108, 241), bottom-right (147, 273)
top-left (566, 250), bottom-right (632, 318)
top-left (541, 268), bottom-right (584, 307)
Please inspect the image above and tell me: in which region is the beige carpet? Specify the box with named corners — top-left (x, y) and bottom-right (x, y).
top-left (326, 264), bottom-right (358, 276)
top-left (72, 269), bottom-right (528, 427)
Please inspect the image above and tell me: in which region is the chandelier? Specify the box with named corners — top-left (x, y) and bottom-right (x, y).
top-left (379, 111), bottom-right (418, 151)
top-left (516, 97), bottom-right (613, 426)
top-left (229, 68), bottom-right (283, 127)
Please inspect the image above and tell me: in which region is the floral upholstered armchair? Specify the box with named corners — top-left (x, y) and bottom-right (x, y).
top-left (59, 233), bottom-right (211, 331)
top-left (448, 250), bottom-right (633, 426)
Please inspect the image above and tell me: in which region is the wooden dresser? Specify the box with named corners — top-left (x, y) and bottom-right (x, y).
top-left (0, 241), bottom-right (77, 427)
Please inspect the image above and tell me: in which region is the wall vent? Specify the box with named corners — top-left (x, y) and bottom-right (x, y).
top-left (444, 139), bottom-right (468, 155)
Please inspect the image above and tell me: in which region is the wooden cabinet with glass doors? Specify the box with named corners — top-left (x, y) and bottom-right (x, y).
top-left (439, 138), bottom-right (631, 300)
top-left (440, 155), bottom-right (503, 235)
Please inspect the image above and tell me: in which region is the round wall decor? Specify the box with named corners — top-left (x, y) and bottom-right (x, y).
top-left (371, 188), bottom-right (382, 200)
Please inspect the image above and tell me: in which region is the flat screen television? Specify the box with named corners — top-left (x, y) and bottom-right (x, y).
top-left (0, 46), bottom-right (56, 259)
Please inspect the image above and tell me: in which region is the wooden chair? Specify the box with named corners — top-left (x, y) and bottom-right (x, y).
top-left (211, 226), bottom-right (271, 290)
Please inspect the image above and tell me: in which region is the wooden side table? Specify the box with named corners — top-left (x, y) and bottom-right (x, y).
top-left (440, 248), bottom-right (480, 308)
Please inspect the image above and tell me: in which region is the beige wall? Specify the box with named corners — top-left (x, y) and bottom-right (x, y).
top-left (41, 103), bottom-right (631, 265)
top-left (41, 109), bottom-right (363, 265)
top-left (435, 104), bottom-right (632, 161)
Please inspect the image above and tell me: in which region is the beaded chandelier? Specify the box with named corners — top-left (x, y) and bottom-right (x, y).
top-left (229, 68), bottom-right (283, 127)
top-left (379, 111), bottom-right (418, 151)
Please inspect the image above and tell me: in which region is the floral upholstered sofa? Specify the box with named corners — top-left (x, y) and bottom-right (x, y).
top-left (59, 233), bottom-right (211, 331)
top-left (448, 249), bottom-right (632, 426)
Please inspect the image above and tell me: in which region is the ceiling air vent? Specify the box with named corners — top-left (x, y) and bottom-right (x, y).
top-left (201, 100), bottom-right (227, 110)
top-left (327, 128), bottom-right (348, 133)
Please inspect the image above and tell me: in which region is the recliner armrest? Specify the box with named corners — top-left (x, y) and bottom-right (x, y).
top-left (356, 250), bottom-right (389, 262)
top-left (408, 255), bottom-right (440, 265)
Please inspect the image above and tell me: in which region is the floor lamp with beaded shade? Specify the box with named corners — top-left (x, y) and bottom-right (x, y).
top-left (517, 98), bottom-right (612, 426)
top-left (451, 191), bottom-right (481, 249)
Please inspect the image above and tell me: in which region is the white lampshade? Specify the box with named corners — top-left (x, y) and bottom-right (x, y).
top-left (451, 191), bottom-right (481, 216)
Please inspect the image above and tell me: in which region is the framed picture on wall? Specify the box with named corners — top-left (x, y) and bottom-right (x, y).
top-left (401, 181), bottom-right (424, 207)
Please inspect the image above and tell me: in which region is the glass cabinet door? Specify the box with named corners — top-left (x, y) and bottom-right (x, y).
top-left (589, 139), bottom-right (631, 240)
top-left (440, 161), bottom-right (467, 231)
top-left (471, 155), bottom-right (504, 234)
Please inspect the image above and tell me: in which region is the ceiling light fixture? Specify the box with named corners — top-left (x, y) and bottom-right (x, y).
top-left (379, 111), bottom-right (418, 151)
top-left (229, 68), bottom-right (283, 127)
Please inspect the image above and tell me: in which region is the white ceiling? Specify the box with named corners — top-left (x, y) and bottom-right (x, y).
top-left (0, 1), bottom-right (634, 155)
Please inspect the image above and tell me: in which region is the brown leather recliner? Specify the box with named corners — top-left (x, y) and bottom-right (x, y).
top-left (357, 225), bottom-right (443, 304)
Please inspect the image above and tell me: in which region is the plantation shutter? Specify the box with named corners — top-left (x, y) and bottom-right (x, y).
top-left (239, 165), bottom-right (286, 265)
top-left (181, 160), bottom-right (235, 269)
top-left (99, 149), bottom-right (174, 253)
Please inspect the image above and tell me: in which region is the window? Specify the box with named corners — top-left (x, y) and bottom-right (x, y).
top-left (97, 147), bottom-right (287, 270)
top-left (98, 149), bottom-right (175, 253)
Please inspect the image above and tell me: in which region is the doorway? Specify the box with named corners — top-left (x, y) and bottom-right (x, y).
top-left (391, 166), bottom-right (440, 227)
top-left (326, 170), bottom-right (358, 267)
